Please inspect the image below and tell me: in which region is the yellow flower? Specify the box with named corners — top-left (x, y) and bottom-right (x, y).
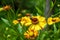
top-left (47, 17), bottom-right (54, 25)
top-left (3, 5), bottom-right (10, 10)
top-left (20, 16), bottom-right (32, 26)
top-left (18, 14), bottom-right (21, 17)
top-left (47, 17), bottom-right (60, 25)
top-left (13, 20), bottom-right (19, 25)
top-left (29, 16), bottom-right (46, 31)
top-left (24, 29), bottom-right (38, 39)
top-left (29, 30), bottom-right (38, 38)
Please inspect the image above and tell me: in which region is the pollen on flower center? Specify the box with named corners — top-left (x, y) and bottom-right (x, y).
top-left (31, 18), bottom-right (39, 24)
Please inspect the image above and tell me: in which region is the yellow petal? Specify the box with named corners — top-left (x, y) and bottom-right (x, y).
top-left (34, 24), bottom-right (41, 31)
top-left (47, 17), bottom-right (54, 25)
top-left (39, 21), bottom-right (46, 28)
top-left (29, 31), bottom-right (33, 36)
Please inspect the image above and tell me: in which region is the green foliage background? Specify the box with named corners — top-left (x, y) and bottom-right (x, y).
top-left (0, 0), bottom-right (60, 40)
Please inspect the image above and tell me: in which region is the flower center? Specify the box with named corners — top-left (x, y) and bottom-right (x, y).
top-left (52, 19), bottom-right (56, 22)
top-left (31, 18), bottom-right (38, 24)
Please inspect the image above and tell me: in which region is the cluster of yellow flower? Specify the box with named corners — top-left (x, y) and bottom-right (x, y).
top-left (13, 16), bottom-right (47, 30)
top-left (13, 14), bottom-right (60, 39)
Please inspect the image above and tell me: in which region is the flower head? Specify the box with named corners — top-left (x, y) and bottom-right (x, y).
top-left (20, 16), bottom-right (32, 26)
top-left (13, 20), bottom-right (19, 25)
top-left (3, 5), bottom-right (10, 10)
top-left (31, 17), bottom-right (39, 24)
top-left (29, 16), bottom-right (46, 31)
top-left (24, 29), bottom-right (38, 39)
top-left (18, 14), bottom-right (21, 17)
top-left (47, 17), bottom-right (60, 25)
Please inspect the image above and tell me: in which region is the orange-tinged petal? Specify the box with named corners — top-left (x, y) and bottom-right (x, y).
top-left (3, 5), bottom-right (10, 10)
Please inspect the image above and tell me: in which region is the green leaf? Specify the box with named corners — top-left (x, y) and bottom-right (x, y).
top-left (50, 1), bottom-right (54, 8)
top-left (40, 31), bottom-right (47, 40)
top-left (1, 18), bottom-right (11, 26)
top-left (17, 24), bottom-right (22, 34)
top-left (10, 8), bottom-right (15, 14)
top-left (35, 6), bottom-right (43, 15)
top-left (40, 33), bottom-right (46, 40)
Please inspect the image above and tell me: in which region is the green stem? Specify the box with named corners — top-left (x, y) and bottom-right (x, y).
top-left (16, 8), bottom-right (20, 17)
top-left (10, 8), bottom-right (15, 19)
top-left (48, 0), bottom-right (56, 15)
top-left (53, 23), bottom-right (57, 33)
top-left (51, 12), bottom-right (60, 17)
top-left (7, 11), bottom-right (11, 22)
